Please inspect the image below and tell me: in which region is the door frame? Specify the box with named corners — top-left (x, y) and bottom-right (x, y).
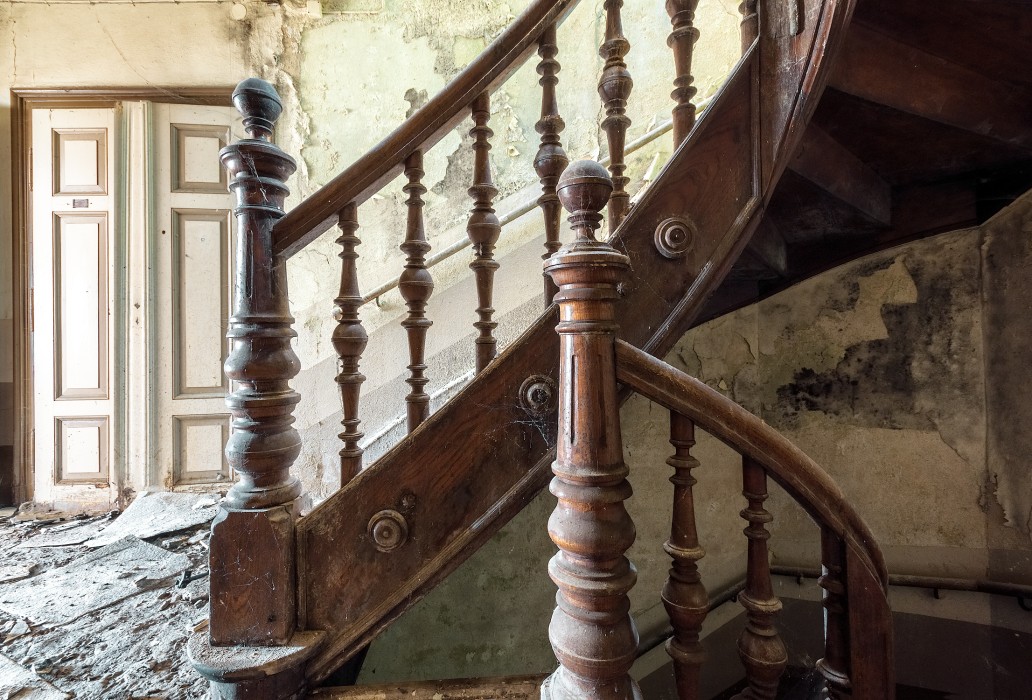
top-left (11, 86), bottom-right (233, 506)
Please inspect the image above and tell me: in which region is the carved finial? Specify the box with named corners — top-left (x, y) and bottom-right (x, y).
top-left (232, 78), bottom-right (283, 141)
top-left (556, 160), bottom-right (613, 244)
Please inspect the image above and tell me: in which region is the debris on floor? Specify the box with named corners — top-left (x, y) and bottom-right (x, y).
top-left (0, 492), bottom-right (224, 699)
top-left (85, 492), bottom-right (221, 548)
top-left (0, 651), bottom-right (70, 699)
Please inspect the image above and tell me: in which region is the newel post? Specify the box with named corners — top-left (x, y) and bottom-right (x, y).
top-left (542, 161), bottom-right (641, 700)
top-left (189, 79), bottom-right (322, 700)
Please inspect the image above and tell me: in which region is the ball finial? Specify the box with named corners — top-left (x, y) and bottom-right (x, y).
top-left (556, 160), bottom-right (613, 242)
top-left (232, 78), bottom-right (283, 140)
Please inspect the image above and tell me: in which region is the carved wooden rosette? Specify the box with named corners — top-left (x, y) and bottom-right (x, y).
top-left (399, 150), bottom-right (434, 431)
top-left (739, 0), bottom-right (759, 52)
top-left (534, 23), bottom-right (569, 306)
top-left (734, 456), bottom-right (788, 700)
top-left (542, 161), bottom-right (641, 700)
top-left (333, 202), bottom-right (368, 485)
top-left (662, 411), bottom-right (708, 699)
top-left (467, 92), bottom-right (501, 373)
top-left (213, 78), bottom-right (301, 645)
top-left (818, 528), bottom-right (852, 699)
top-left (666, 0), bottom-right (702, 145)
top-left (598, 0), bottom-right (633, 230)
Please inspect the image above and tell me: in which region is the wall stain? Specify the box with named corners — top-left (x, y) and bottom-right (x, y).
top-left (771, 242), bottom-right (983, 446)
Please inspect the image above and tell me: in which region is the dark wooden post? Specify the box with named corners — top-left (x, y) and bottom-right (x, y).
top-left (212, 78), bottom-right (301, 645)
top-left (599, 0), bottom-right (633, 230)
top-left (735, 456), bottom-right (788, 699)
top-left (818, 528), bottom-right (852, 699)
top-left (400, 150), bottom-right (434, 431)
top-left (662, 411), bottom-right (708, 698)
top-left (467, 91), bottom-right (501, 373)
top-left (542, 160), bottom-right (641, 700)
top-left (190, 78), bottom-right (323, 700)
top-left (739, 0), bottom-right (759, 51)
top-left (534, 24), bottom-right (569, 305)
top-left (666, 0), bottom-right (701, 145)
top-left (334, 202), bottom-right (367, 485)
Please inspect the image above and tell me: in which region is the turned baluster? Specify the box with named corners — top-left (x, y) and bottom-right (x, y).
top-left (739, 0), bottom-right (759, 51)
top-left (541, 161), bottom-right (640, 700)
top-left (598, 0), bottom-right (633, 230)
top-left (467, 91), bottom-right (501, 373)
top-left (734, 456), bottom-right (788, 700)
top-left (662, 411), bottom-right (708, 699)
top-left (210, 78), bottom-right (302, 645)
top-left (534, 24), bottom-right (569, 305)
top-left (667, 0), bottom-right (702, 145)
top-left (333, 203), bottom-right (368, 485)
top-left (818, 528), bottom-right (852, 699)
top-left (399, 151), bottom-right (434, 431)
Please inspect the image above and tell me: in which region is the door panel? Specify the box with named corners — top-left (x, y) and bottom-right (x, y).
top-left (152, 103), bottom-right (236, 489)
top-left (31, 108), bottom-right (118, 506)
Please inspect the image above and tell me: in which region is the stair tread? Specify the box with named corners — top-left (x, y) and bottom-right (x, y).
top-left (311, 674), bottom-right (548, 699)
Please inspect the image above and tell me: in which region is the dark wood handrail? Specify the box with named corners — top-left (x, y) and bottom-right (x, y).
top-left (614, 339), bottom-right (888, 588)
top-left (272, 0), bottom-right (580, 258)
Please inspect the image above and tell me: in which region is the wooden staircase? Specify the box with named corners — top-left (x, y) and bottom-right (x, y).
top-left (186, 0), bottom-right (1032, 698)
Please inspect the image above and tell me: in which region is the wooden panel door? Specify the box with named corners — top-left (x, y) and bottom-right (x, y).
top-left (151, 103), bottom-right (237, 489)
top-left (31, 108), bottom-right (119, 508)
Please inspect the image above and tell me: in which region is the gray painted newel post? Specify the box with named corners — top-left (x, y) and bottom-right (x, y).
top-left (190, 78), bottom-right (322, 700)
top-left (214, 76), bottom-right (301, 645)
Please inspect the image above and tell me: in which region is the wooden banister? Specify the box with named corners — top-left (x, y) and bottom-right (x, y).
top-left (613, 339), bottom-right (894, 698)
top-left (613, 339), bottom-right (887, 586)
top-left (272, 0), bottom-right (580, 258)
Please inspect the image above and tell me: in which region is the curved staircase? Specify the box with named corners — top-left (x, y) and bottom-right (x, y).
top-left (186, 0), bottom-right (1032, 697)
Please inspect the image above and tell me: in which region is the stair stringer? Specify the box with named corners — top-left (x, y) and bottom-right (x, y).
top-left (296, 0), bottom-right (857, 686)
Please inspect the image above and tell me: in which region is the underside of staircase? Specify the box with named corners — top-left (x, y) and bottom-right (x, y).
top-left (186, 0), bottom-right (1032, 698)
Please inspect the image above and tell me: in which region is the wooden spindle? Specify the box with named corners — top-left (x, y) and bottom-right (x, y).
top-left (467, 91), bottom-right (501, 373)
top-left (598, 0), bottom-right (633, 230)
top-left (666, 0), bottom-right (702, 145)
top-left (541, 161), bottom-right (640, 700)
top-left (534, 24), bottom-right (569, 306)
top-left (333, 203), bottom-right (368, 485)
top-left (211, 78), bottom-right (302, 645)
top-left (734, 456), bottom-right (788, 700)
top-left (399, 151), bottom-right (434, 431)
top-left (662, 411), bottom-right (708, 699)
top-left (818, 527), bottom-right (852, 699)
top-left (739, 0), bottom-right (759, 51)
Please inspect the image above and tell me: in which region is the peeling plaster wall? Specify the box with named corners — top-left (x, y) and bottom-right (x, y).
top-left (360, 192), bottom-right (1032, 683)
top-left (281, 0), bottom-right (742, 498)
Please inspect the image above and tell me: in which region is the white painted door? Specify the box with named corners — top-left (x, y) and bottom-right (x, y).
top-left (149, 103), bottom-right (237, 490)
top-left (30, 102), bottom-right (237, 508)
top-left (31, 108), bottom-right (120, 508)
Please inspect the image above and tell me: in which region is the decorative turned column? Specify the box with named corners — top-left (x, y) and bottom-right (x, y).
top-left (211, 77), bottom-right (301, 645)
top-left (739, 0), bottom-right (759, 51)
top-left (734, 456), bottom-right (788, 700)
top-left (467, 91), bottom-right (501, 373)
top-left (400, 150), bottom-right (434, 431)
top-left (333, 203), bottom-right (367, 485)
top-left (662, 411), bottom-right (708, 698)
top-left (191, 78), bottom-right (322, 700)
top-left (666, 0), bottom-right (701, 145)
top-left (534, 24), bottom-right (569, 306)
top-left (542, 160), bottom-right (641, 700)
top-left (818, 528), bottom-right (852, 699)
top-left (598, 0), bottom-right (633, 230)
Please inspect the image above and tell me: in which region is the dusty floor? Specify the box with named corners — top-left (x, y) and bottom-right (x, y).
top-left (0, 497), bottom-right (218, 699)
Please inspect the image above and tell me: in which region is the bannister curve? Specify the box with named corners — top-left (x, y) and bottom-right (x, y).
top-left (272, 0), bottom-right (580, 258)
top-left (614, 339), bottom-right (888, 587)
